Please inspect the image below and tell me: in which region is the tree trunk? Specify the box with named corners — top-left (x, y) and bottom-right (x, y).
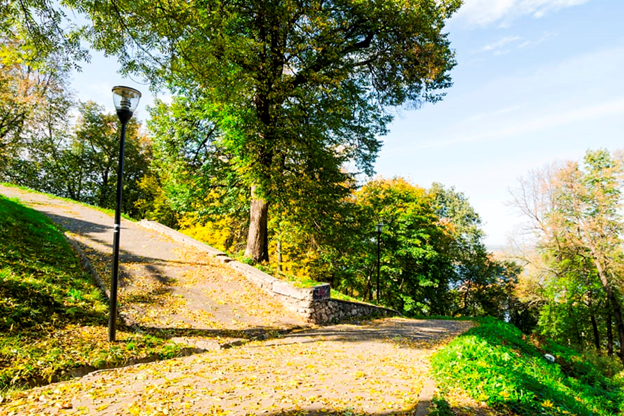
top-left (590, 312), bottom-right (601, 353)
top-left (244, 186), bottom-right (269, 263)
top-left (606, 287), bottom-right (624, 363)
top-left (276, 239), bottom-right (282, 272)
top-left (593, 256), bottom-right (624, 363)
top-left (588, 295), bottom-right (601, 353)
top-left (607, 313), bottom-right (614, 356)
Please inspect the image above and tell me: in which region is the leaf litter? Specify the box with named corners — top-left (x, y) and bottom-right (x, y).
top-left (2, 318), bottom-right (474, 415)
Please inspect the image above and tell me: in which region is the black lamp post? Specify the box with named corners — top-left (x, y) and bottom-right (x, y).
top-left (376, 221), bottom-right (384, 304)
top-left (109, 86), bottom-right (141, 342)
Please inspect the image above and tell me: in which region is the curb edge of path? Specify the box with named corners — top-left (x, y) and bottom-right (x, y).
top-left (415, 377), bottom-right (437, 416)
top-left (64, 233), bottom-right (112, 302)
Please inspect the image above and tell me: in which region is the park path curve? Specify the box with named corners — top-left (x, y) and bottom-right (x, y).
top-left (0, 186), bottom-right (475, 415)
top-left (3, 318), bottom-right (473, 415)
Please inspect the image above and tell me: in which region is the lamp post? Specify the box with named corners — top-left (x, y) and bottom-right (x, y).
top-left (109, 86), bottom-right (141, 342)
top-left (376, 221), bottom-right (384, 304)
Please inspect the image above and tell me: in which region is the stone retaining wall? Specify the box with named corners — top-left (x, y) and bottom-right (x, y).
top-left (138, 220), bottom-right (399, 324)
top-left (308, 299), bottom-right (398, 324)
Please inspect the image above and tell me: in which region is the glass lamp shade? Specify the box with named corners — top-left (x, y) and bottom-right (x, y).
top-left (112, 86), bottom-right (142, 123)
top-left (376, 222), bottom-right (384, 233)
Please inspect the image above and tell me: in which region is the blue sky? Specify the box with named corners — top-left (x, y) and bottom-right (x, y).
top-left (70, 0), bottom-right (624, 249)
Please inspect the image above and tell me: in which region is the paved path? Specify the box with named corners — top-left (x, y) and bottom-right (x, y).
top-left (3, 318), bottom-right (472, 415)
top-left (0, 186), bottom-right (474, 415)
top-left (0, 185), bottom-right (303, 331)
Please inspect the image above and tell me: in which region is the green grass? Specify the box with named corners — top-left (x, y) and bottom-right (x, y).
top-left (0, 182), bottom-right (135, 222)
top-left (0, 195), bottom-right (182, 393)
top-left (430, 317), bottom-right (624, 416)
top-left (330, 289), bottom-right (362, 303)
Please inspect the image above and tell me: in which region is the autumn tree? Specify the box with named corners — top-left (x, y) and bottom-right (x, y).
top-left (512, 149), bottom-right (624, 360)
top-left (7, 99), bottom-right (152, 219)
top-left (299, 177), bottom-right (512, 317)
top-left (0, 35), bottom-right (75, 184)
top-left (72, 0), bottom-right (461, 262)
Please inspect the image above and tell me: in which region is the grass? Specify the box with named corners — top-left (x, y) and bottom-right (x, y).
top-left (0, 182), bottom-right (135, 222)
top-left (430, 317), bottom-right (624, 416)
top-left (0, 195), bottom-right (183, 393)
top-left (329, 289), bottom-right (362, 303)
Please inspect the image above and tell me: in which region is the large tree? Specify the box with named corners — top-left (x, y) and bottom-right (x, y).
top-left (0, 1), bottom-right (87, 68)
top-left (74, 0), bottom-right (460, 262)
top-left (512, 149), bottom-right (624, 360)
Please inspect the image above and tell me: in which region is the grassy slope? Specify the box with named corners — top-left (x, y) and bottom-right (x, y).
top-left (0, 195), bottom-right (181, 392)
top-left (0, 182), bottom-right (135, 221)
top-left (430, 317), bottom-right (624, 416)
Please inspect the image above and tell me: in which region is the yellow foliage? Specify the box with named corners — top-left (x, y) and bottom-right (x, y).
top-left (180, 215), bottom-right (233, 253)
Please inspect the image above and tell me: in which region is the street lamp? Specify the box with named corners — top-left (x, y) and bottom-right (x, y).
top-left (376, 221), bottom-right (384, 304)
top-left (109, 86), bottom-right (141, 342)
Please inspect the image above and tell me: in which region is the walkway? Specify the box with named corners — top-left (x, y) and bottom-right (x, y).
top-left (0, 185), bottom-right (303, 331)
top-left (0, 186), bottom-right (474, 415)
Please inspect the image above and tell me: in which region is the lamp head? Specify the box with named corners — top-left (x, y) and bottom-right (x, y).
top-left (376, 222), bottom-right (384, 233)
top-left (112, 86), bottom-right (141, 124)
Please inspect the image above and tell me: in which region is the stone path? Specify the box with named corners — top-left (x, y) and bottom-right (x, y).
top-left (0, 186), bottom-right (474, 415)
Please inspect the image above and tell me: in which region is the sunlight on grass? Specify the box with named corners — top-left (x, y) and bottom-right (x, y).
top-left (430, 317), bottom-right (624, 416)
top-left (0, 195), bottom-right (181, 393)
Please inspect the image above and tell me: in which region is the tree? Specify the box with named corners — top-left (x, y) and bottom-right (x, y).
top-left (430, 183), bottom-right (521, 318)
top-left (72, 101), bottom-right (148, 212)
top-left (5, 98), bottom-right (153, 219)
top-left (74, 0), bottom-right (461, 262)
top-left (0, 36), bottom-right (75, 184)
top-left (359, 178), bottom-right (455, 313)
top-left (512, 149), bottom-right (624, 360)
top-left (146, 94), bottom-right (250, 244)
top-left (0, 1), bottom-right (87, 69)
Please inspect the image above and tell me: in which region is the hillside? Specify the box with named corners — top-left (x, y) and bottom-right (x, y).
top-left (430, 318), bottom-right (624, 416)
top-left (0, 194), bottom-right (183, 391)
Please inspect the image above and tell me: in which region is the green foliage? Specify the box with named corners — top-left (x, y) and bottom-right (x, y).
top-left (432, 317), bottom-right (624, 416)
top-left (147, 95), bottom-right (249, 236)
top-left (3, 98), bottom-right (153, 220)
top-left (356, 178), bottom-right (455, 313)
top-left (0, 1), bottom-right (88, 71)
top-left (0, 195), bottom-right (181, 391)
top-left (78, 0), bottom-right (461, 260)
top-left (513, 149), bottom-right (624, 356)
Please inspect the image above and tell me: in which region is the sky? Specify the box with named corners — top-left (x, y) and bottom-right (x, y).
top-left (70, 0), bottom-right (624, 250)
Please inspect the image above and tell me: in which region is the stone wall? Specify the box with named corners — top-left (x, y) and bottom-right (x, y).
top-left (308, 299), bottom-right (398, 324)
top-left (138, 220), bottom-right (399, 324)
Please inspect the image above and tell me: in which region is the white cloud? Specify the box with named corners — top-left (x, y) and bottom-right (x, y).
top-left (414, 98), bottom-right (624, 150)
top-left (454, 0), bottom-right (590, 27)
top-left (482, 35), bottom-right (522, 52)
top-left (476, 31), bottom-right (557, 55)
